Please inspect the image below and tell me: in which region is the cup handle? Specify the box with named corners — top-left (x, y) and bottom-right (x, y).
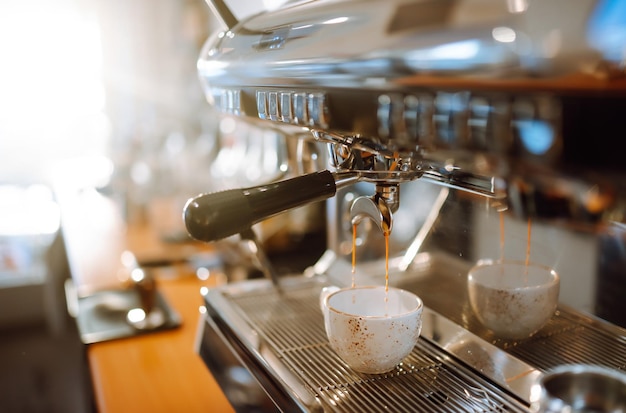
top-left (320, 286), bottom-right (340, 313)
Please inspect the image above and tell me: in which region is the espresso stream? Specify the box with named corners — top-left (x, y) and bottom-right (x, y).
top-left (352, 212), bottom-right (532, 302)
top-left (499, 212), bottom-right (532, 284)
top-left (349, 212), bottom-right (533, 323)
top-left (351, 221), bottom-right (391, 303)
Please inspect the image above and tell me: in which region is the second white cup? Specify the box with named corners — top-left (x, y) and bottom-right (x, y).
top-left (468, 260), bottom-right (560, 340)
top-left (320, 285), bottom-right (423, 374)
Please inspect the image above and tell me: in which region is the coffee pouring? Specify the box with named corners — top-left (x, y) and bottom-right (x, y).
top-left (189, 1), bottom-right (626, 411)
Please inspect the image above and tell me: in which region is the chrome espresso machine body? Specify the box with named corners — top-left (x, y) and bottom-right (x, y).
top-left (184, 0), bottom-right (626, 411)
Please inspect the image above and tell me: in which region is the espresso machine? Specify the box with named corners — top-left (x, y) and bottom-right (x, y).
top-left (184, 0), bottom-right (626, 411)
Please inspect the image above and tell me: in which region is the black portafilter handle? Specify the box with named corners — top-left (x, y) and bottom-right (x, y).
top-left (183, 170), bottom-right (337, 242)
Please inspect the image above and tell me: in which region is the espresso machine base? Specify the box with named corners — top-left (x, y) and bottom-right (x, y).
top-left (197, 252), bottom-right (626, 412)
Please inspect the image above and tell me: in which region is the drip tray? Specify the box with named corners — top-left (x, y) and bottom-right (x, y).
top-left (387, 253), bottom-right (626, 373)
top-left (65, 280), bottom-right (181, 344)
top-left (201, 278), bottom-right (534, 412)
top-left (199, 252), bottom-right (626, 412)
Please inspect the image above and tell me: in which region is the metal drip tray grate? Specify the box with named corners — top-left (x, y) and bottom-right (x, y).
top-left (220, 284), bottom-right (529, 412)
top-left (389, 254), bottom-right (626, 374)
top-left (200, 253), bottom-right (626, 412)
top-left (501, 311), bottom-right (626, 371)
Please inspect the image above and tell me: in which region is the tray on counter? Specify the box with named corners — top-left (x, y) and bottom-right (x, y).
top-left (65, 279), bottom-right (181, 344)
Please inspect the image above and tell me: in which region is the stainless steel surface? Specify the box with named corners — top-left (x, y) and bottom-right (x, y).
top-left (200, 276), bottom-right (532, 412)
top-left (529, 364), bottom-right (626, 413)
top-left (239, 228), bottom-right (282, 289)
top-left (387, 254), bottom-right (626, 373)
top-left (197, 0), bottom-right (626, 226)
top-left (202, 0), bottom-right (625, 84)
top-left (198, 252), bottom-right (626, 412)
top-left (350, 191), bottom-right (394, 233)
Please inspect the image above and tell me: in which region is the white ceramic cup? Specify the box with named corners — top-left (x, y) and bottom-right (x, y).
top-left (468, 260), bottom-right (560, 340)
top-left (320, 285), bottom-right (423, 374)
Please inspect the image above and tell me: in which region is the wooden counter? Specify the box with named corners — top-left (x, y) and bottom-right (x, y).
top-left (58, 187), bottom-right (235, 413)
top-left (87, 274), bottom-right (234, 413)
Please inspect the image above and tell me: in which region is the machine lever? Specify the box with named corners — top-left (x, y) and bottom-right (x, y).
top-left (184, 171), bottom-right (339, 242)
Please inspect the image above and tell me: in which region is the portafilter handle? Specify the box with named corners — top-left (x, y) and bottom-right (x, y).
top-left (184, 170), bottom-right (358, 243)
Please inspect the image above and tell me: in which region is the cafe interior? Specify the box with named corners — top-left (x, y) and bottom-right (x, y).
top-left (1, 0), bottom-right (625, 412)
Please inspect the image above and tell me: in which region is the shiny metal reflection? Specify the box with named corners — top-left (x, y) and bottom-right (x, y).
top-left (530, 364), bottom-right (626, 413)
top-left (126, 307), bottom-right (165, 331)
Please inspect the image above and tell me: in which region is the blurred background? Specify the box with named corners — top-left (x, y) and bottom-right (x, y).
top-left (3, 0), bottom-right (624, 411)
top-left (0, 0), bottom-right (228, 411)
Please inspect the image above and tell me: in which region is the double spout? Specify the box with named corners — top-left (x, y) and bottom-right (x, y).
top-left (350, 184), bottom-right (399, 235)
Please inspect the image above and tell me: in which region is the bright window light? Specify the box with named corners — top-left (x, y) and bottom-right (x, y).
top-left (0, 0), bottom-right (109, 184)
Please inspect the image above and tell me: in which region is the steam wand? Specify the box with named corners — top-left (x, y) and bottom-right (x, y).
top-left (239, 228), bottom-right (282, 290)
